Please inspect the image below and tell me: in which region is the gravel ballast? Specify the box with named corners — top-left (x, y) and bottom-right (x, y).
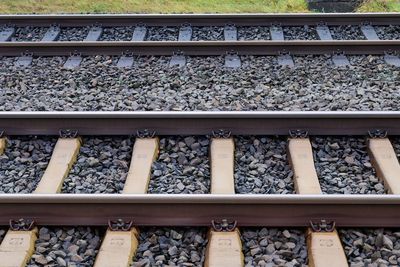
top-left (148, 136), bottom-right (210, 194)
top-left (1, 55), bottom-right (398, 111)
top-left (242, 228), bottom-right (308, 267)
top-left (61, 137), bottom-right (133, 194)
top-left (312, 136), bottom-right (384, 194)
top-left (191, 26), bottom-right (223, 41)
top-left (99, 27), bottom-right (133, 41)
top-left (27, 227), bottom-right (103, 267)
top-left (234, 136), bottom-right (294, 194)
top-left (11, 27), bottom-right (47, 41)
top-left (0, 229), bottom-right (5, 243)
top-left (392, 138), bottom-right (400, 160)
top-left (238, 26), bottom-right (271, 40)
top-left (132, 227), bottom-right (208, 267)
top-left (283, 26), bottom-right (319, 40)
top-left (329, 26), bottom-right (366, 40)
top-left (58, 27), bottom-right (90, 41)
top-left (340, 228), bottom-right (400, 267)
top-left (3, 25), bottom-right (400, 42)
top-left (0, 137), bottom-right (56, 193)
top-left (375, 25), bottom-right (400, 40)
top-left (146, 27), bottom-right (178, 41)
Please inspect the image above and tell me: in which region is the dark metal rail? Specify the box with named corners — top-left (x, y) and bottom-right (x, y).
top-left (1, 194), bottom-right (400, 227)
top-left (1, 111), bottom-right (400, 135)
top-left (0, 40), bottom-right (399, 56)
top-left (0, 13), bottom-right (399, 26)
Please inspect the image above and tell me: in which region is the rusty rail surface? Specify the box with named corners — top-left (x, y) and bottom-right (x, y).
top-left (0, 40), bottom-right (398, 56)
top-left (0, 194), bottom-right (400, 227)
top-left (0, 111), bottom-right (400, 136)
top-left (0, 13), bottom-right (399, 26)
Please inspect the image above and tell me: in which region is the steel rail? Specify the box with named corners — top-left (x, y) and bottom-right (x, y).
top-left (1, 111), bottom-right (400, 135)
top-left (0, 13), bottom-right (399, 26)
top-left (0, 40), bottom-right (398, 56)
top-left (0, 194), bottom-right (400, 227)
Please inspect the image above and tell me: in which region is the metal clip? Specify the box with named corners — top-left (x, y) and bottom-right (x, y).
top-left (181, 22), bottom-right (192, 28)
top-left (310, 219), bottom-right (335, 232)
top-left (21, 51), bottom-right (33, 57)
top-left (368, 129), bottom-right (387, 139)
top-left (121, 50), bottom-right (134, 57)
top-left (212, 129), bottom-right (232, 139)
top-left (384, 50), bottom-right (398, 56)
top-left (172, 50), bottom-right (185, 56)
top-left (91, 22), bottom-right (102, 28)
top-left (211, 219), bottom-right (237, 232)
top-left (50, 23), bottom-right (60, 28)
top-left (225, 23), bottom-right (236, 28)
top-left (136, 22), bottom-right (146, 27)
top-left (59, 129), bottom-right (78, 138)
top-left (278, 50), bottom-right (291, 56)
top-left (289, 129), bottom-right (308, 138)
top-left (0, 130), bottom-right (4, 138)
top-left (136, 129), bottom-right (156, 138)
top-left (108, 219), bottom-right (133, 231)
top-left (47, 23), bottom-right (60, 32)
top-left (317, 21), bottom-right (327, 27)
top-left (333, 50), bottom-right (345, 56)
top-left (271, 22), bottom-right (282, 27)
top-left (9, 219), bottom-right (35, 231)
top-left (226, 50), bottom-right (238, 56)
top-left (69, 51), bottom-right (82, 57)
top-left (361, 21), bottom-right (372, 26)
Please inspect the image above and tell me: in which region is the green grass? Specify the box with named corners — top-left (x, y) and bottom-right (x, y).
top-left (0, 0), bottom-right (398, 13)
top-left (357, 0), bottom-right (400, 12)
top-left (0, 0), bottom-right (309, 14)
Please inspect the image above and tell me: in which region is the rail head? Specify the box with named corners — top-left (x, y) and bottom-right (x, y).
top-left (0, 194), bottom-right (400, 227)
top-left (0, 40), bottom-right (399, 56)
top-left (1, 111), bottom-right (400, 136)
top-left (0, 13), bottom-right (399, 26)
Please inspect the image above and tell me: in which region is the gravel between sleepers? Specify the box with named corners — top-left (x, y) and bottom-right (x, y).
top-left (27, 227), bottom-right (103, 267)
top-left (11, 27), bottom-right (47, 41)
top-left (283, 26), bottom-right (319, 40)
top-left (99, 27), bottom-right (133, 41)
top-left (392, 138), bottom-right (400, 160)
top-left (312, 137), bottom-right (384, 194)
top-left (131, 227), bottom-right (208, 267)
top-left (0, 228), bottom-right (5, 243)
top-left (0, 55), bottom-right (399, 112)
top-left (242, 228), bottom-right (307, 267)
top-left (61, 137), bottom-right (133, 194)
top-left (148, 136), bottom-right (210, 194)
top-left (340, 228), bottom-right (400, 267)
top-left (375, 25), bottom-right (400, 40)
top-left (0, 136), bottom-right (56, 193)
top-left (329, 26), bottom-right (366, 40)
top-left (57, 27), bottom-right (90, 41)
top-left (145, 27), bottom-right (178, 41)
top-left (238, 26), bottom-right (271, 40)
top-left (234, 136), bottom-right (294, 194)
top-left (191, 26), bottom-right (223, 41)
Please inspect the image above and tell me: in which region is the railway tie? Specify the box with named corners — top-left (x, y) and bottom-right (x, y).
top-left (206, 134), bottom-right (243, 267)
top-left (94, 135), bottom-right (159, 266)
top-left (0, 134), bottom-right (81, 267)
top-left (288, 136), bottom-right (348, 266)
top-left (0, 9), bottom-right (399, 261)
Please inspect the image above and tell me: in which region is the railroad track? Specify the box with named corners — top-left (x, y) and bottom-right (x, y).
top-left (0, 112), bottom-right (399, 266)
top-left (0, 12), bottom-right (400, 267)
top-left (0, 13), bottom-right (399, 68)
top-left (1, 14), bottom-right (399, 114)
